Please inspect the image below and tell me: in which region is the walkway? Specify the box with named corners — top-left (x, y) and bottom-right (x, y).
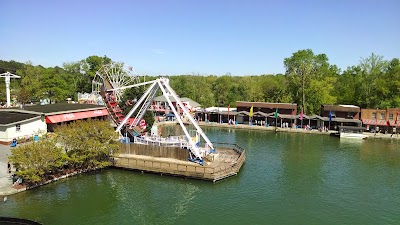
top-left (197, 121), bottom-right (400, 140)
top-left (0, 145), bottom-right (24, 196)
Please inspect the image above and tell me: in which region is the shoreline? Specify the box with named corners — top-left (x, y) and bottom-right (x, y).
top-left (195, 121), bottom-right (400, 140)
top-left (0, 169), bottom-right (99, 197)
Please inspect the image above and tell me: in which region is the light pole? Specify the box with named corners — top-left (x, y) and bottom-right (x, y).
top-left (0, 72), bottom-right (21, 107)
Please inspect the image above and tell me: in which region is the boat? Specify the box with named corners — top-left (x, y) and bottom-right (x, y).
top-left (334, 126), bottom-right (368, 139)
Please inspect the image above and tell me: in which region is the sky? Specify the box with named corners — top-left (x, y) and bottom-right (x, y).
top-left (0, 0), bottom-right (399, 76)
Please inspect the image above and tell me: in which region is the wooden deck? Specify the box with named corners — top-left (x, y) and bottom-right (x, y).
top-left (113, 143), bottom-right (245, 182)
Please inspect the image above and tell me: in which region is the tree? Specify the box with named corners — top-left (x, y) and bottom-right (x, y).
top-left (358, 53), bottom-right (388, 108)
top-left (385, 58), bottom-right (400, 107)
top-left (40, 67), bottom-right (73, 103)
top-left (55, 119), bottom-right (119, 170)
top-left (260, 74), bottom-right (292, 103)
top-left (16, 87), bottom-right (31, 105)
top-left (17, 63), bottom-right (43, 101)
top-left (78, 55), bottom-right (112, 93)
top-left (9, 140), bottom-right (66, 183)
top-left (284, 49), bottom-right (337, 114)
top-left (63, 61), bottom-right (84, 95)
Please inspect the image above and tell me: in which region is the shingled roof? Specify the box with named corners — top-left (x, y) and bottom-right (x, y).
top-left (322, 104), bottom-right (360, 113)
top-left (0, 111), bottom-right (41, 126)
top-left (14, 103), bottom-right (105, 115)
top-left (236, 101), bottom-right (297, 109)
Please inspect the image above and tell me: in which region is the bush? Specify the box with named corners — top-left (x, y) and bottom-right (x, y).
top-left (9, 139), bottom-right (66, 183)
top-left (55, 119), bottom-right (119, 170)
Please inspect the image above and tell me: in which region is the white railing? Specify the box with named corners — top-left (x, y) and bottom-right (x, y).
top-left (133, 135), bottom-right (191, 148)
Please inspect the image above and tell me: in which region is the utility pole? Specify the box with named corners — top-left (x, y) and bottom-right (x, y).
top-left (0, 72), bottom-right (21, 107)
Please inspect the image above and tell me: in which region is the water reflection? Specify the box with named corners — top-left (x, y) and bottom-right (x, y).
top-left (359, 139), bottom-right (400, 166)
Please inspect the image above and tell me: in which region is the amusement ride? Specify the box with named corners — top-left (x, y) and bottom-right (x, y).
top-left (92, 63), bottom-right (215, 165)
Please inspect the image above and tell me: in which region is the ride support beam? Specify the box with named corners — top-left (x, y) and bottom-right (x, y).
top-left (109, 80), bottom-right (156, 91)
top-left (157, 80), bottom-right (202, 160)
top-left (162, 78), bottom-right (215, 150)
top-left (130, 84), bottom-right (159, 129)
top-left (116, 81), bottom-right (158, 132)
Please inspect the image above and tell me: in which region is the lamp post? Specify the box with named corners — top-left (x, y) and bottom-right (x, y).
top-left (0, 72), bottom-right (21, 107)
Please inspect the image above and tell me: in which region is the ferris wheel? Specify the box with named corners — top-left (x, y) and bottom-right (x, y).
top-left (92, 62), bottom-right (141, 101)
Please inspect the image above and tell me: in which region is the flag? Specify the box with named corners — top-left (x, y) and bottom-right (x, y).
top-left (329, 111), bottom-right (332, 122)
top-left (249, 106), bottom-right (253, 117)
top-left (300, 109), bottom-right (304, 121)
top-left (387, 120), bottom-right (391, 127)
top-left (228, 105), bottom-right (230, 117)
top-left (274, 108), bottom-right (278, 118)
top-left (395, 113), bottom-right (398, 125)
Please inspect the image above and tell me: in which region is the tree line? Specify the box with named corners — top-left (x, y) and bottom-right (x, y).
top-left (1, 49), bottom-right (399, 114)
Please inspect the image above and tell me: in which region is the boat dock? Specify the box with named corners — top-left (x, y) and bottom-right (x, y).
top-left (113, 142), bottom-right (245, 182)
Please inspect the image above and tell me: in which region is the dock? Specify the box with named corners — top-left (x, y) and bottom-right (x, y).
top-left (113, 142), bottom-right (245, 182)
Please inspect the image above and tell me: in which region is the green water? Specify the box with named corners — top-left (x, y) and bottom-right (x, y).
top-left (2, 128), bottom-right (400, 225)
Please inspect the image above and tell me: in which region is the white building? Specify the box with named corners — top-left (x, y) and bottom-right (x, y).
top-left (0, 104), bottom-right (109, 145)
top-left (0, 110), bottom-right (47, 145)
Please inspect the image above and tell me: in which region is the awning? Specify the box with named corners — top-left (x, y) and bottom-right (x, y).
top-left (46, 109), bottom-right (109, 124)
top-left (362, 119), bottom-right (399, 126)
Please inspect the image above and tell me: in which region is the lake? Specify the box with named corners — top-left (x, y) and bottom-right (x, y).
top-left (1, 127), bottom-right (400, 224)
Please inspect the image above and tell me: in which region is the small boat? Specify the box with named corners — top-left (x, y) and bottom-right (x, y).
top-left (334, 126), bottom-right (368, 139)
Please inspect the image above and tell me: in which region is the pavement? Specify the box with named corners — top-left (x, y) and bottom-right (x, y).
top-left (0, 144), bottom-right (25, 196)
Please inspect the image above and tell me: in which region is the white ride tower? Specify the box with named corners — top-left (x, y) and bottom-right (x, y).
top-left (0, 72), bottom-right (21, 107)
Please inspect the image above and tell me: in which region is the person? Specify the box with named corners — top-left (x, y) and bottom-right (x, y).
top-left (7, 162), bottom-right (11, 174)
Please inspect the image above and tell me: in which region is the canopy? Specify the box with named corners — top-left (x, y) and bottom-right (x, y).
top-left (362, 119), bottom-right (399, 126)
top-left (45, 109), bottom-right (108, 123)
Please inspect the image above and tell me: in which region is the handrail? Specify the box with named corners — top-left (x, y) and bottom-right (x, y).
top-left (126, 138), bottom-right (245, 156)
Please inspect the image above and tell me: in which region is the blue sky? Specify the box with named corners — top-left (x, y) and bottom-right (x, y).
top-left (0, 0), bottom-right (399, 75)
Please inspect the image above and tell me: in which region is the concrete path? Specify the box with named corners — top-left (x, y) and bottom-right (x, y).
top-left (0, 145), bottom-right (24, 196)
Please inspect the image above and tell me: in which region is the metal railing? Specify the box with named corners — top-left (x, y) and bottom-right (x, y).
top-left (133, 135), bottom-right (190, 148)
top-left (210, 142), bottom-right (245, 154)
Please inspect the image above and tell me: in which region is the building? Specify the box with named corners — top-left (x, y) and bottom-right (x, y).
top-left (320, 104), bottom-right (362, 128)
top-left (194, 107), bottom-right (237, 123)
top-left (361, 108), bottom-right (400, 132)
top-left (0, 104), bottom-right (109, 145)
top-left (235, 101), bottom-right (297, 125)
top-left (0, 110), bottom-right (47, 145)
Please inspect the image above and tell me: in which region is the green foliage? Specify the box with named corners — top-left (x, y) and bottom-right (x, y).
top-left (284, 49), bottom-right (338, 114)
top-left (336, 53), bottom-right (398, 109)
top-left (1, 52), bottom-right (399, 112)
top-left (9, 139), bottom-right (66, 183)
top-left (55, 119), bottom-right (119, 170)
top-left (78, 55), bottom-right (112, 93)
top-left (8, 120), bottom-right (119, 184)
